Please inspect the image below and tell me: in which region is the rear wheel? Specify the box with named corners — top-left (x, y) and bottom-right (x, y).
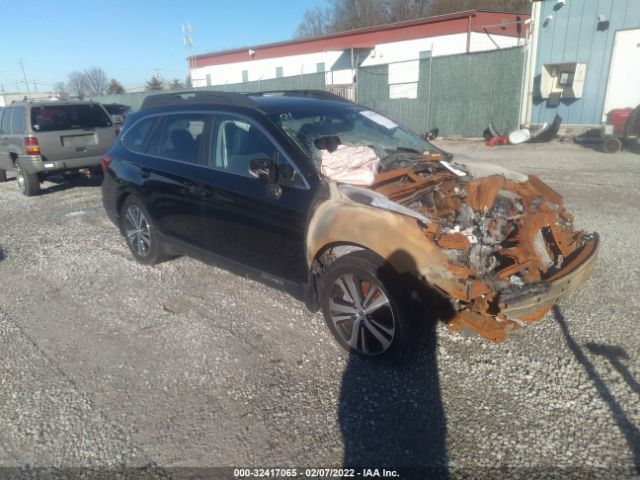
top-left (319, 251), bottom-right (421, 364)
top-left (16, 163), bottom-right (41, 196)
top-left (0, 169), bottom-right (6, 182)
top-left (120, 197), bottom-right (169, 265)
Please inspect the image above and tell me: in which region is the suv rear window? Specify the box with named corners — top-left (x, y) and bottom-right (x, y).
top-left (31, 104), bottom-right (112, 132)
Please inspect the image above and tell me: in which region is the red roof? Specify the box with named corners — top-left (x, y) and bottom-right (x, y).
top-left (193, 10), bottom-right (529, 67)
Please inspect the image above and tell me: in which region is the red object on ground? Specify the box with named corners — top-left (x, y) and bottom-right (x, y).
top-left (486, 136), bottom-right (509, 147)
top-left (606, 108), bottom-right (633, 136)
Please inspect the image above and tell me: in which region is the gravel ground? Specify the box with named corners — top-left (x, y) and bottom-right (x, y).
top-left (0, 141), bottom-right (638, 479)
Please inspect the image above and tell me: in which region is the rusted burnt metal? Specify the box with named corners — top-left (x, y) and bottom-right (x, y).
top-left (307, 157), bottom-right (598, 343)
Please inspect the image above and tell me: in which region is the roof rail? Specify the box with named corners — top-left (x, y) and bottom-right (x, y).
top-left (10, 96), bottom-right (77, 104)
top-left (140, 90), bottom-right (258, 110)
top-left (251, 90), bottom-right (351, 102)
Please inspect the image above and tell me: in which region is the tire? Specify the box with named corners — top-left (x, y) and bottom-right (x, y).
top-left (120, 196), bottom-right (170, 265)
top-left (15, 163), bottom-right (41, 196)
top-left (603, 137), bottom-right (622, 154)
top-left (0, 169), bottom-right (6, 182)
top-left (319, 251), bottom-right (424, 364)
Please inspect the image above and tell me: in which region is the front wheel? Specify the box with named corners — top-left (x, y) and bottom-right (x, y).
top-left (0, 169), bottom-right (6, 182)
top-left (16, 163), bottom-right (40, 196)
top-left (319, 251), bottom-right (421, 364)
top-left (120, 197), bottom-right (169, 265)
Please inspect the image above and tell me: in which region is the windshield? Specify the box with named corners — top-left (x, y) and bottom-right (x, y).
top-left (267, 104), bottom-right (437, 170)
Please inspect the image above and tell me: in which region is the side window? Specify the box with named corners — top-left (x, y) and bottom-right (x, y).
top-left (210, 115), bottom-right (278, 177)
top-left (2, 108), bottom-right (12, 135)
top-left (122, 116), bottom-right (159, 153)
top-left (11, 107), bottom-right (24, 134)
top-left (155, 113), bottom-right (207, 164)
top-left (210, 114), bottom-right (305, 187)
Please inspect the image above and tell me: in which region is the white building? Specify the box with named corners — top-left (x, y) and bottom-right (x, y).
top-left (190, 9), bottom-right (528, 95)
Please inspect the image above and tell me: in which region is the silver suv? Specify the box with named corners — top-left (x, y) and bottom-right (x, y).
top-left (0, 100), bottom-right (118, 196)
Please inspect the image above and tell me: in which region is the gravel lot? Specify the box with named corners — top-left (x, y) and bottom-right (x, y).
top-left (0, 141), bottom-right (639, 478)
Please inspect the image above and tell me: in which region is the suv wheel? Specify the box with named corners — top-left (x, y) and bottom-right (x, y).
top-left (319, 251), bottom-right (420, 364)
top-left (0, 169), bottom-right (6, 182)
top-left (16, 163), bottom-right (41, 196)
top-left (121, 197), bottom-right (169, 265)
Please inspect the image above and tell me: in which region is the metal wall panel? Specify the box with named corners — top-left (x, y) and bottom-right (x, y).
top-left (531, 0), bottom-right (640, 126)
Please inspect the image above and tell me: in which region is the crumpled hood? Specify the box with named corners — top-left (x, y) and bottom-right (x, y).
top-left (364, 156), bottom-right (590, 292)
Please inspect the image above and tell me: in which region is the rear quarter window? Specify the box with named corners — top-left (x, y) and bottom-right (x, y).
top-left (0, 109), bottom-right (10, 134)
top-left (11, 107), bottom-right (25, 134)
top-left (122, 116), bottom-right (159, 153)
top-left (31, 104), bottom-right (112, 132)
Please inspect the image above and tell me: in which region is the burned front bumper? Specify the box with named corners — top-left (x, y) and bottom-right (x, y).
top-left (498, 233), bottom-right (599, 320)
top-left (449, 233), bottom-right (599, 342)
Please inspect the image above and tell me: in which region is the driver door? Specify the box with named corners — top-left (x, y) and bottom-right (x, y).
top-left (196, 113), bottom-right (312, 284)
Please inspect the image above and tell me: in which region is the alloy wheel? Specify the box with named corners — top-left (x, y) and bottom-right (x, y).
top-left (124, 205), bottom-right (151, 257)
top-left (328, 274), bottom-right (396, 355)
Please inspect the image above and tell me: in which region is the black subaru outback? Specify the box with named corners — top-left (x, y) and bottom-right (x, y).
top-left (101, 90), bottom-right (598, 364)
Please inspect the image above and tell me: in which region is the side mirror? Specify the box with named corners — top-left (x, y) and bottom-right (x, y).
top-left (249, 158), bottom-right (277, 183)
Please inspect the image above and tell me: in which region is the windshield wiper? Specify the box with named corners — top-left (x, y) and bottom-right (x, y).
top-left (384, 146), bottom-right (423, 155)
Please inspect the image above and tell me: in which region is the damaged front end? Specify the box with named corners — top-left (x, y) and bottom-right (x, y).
top-left (362, 157), bottom-right (599, 342)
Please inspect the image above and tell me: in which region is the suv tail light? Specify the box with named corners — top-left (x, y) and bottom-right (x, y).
top-left (115, 127), bottom-right (121, 136)
top-left (24, 137), bottom-right (41, 155)
top-left (101, 155), bottom-right (112, 172)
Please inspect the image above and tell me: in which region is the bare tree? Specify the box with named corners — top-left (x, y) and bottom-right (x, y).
top-left (53, 82), bottom-right (69, 100)
top-left (426, 0), bottom-right (529, 15)
top-left (295, 0), bottom-right (529, 37)
top-left (67, 71), bottom-right (88, 99)
top-left (295, 6), bottom-right (333, 37)
top-left (84, 67), bottom-right (108, 96)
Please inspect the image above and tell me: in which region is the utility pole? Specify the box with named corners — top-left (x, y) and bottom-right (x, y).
top-left (18, 58), bottom-right (31, 95)
top-left (182, 23), bottom-right (196, 85)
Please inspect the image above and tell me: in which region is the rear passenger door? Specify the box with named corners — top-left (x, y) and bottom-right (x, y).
top-left (197, 112), bottom-right (312, 283)
top-left (126, 112), bottom-right (213, 247)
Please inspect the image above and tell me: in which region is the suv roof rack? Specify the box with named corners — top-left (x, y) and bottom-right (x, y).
top-left (250, 90), bottom-right (350, 102)
top-left (10, 96), bottom-right (85, 104)
top-left (141, 90), bottom-right (259, 110)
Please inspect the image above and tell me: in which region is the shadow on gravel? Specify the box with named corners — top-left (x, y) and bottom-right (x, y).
top-left (586, 343), bottom-right (640, 395)
top-left (554, 306), bottom-right (640, 474)
top-left (0, 246), bottom-right (4, 262)
top-left (338, 251), bottom-right (452, 479)
top-left (39, 174), bottom-right (103, 195)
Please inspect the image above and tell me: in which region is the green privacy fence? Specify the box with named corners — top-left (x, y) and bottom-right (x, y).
top-left (90, 48), bottom-right (523, 137)
top-left (358, 47), bottom-right (525, 137)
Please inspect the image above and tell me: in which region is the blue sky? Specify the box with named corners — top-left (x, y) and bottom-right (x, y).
top-left (0, 0), bottom-right (324, 92)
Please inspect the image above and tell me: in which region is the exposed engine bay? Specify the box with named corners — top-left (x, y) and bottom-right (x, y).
top-left (335, 153), bottom-right (599, 342)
